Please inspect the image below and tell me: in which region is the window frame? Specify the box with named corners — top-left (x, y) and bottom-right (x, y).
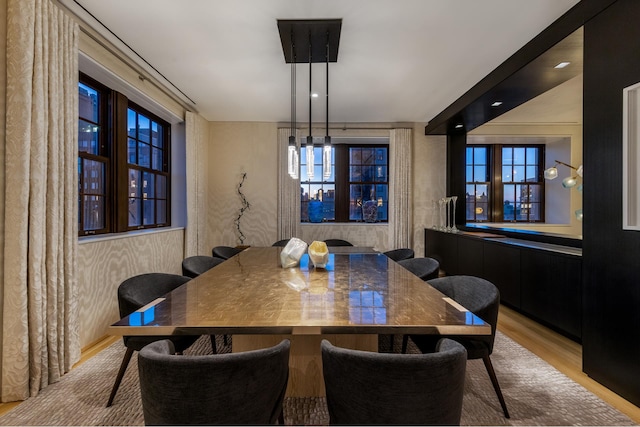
top-left (466, 144), bottom-right (545, 223)
top-left (300, 142), bottom-right (390, 223)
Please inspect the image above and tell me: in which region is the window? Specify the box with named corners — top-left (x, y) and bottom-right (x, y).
top-left (300, 141), bottom-right (389, 223)
top-left (78, 73), bottom-right (171, 236)
top-left (466, 145), bottom-right (544, 223)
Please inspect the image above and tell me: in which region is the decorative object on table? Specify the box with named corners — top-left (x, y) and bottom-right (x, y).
top-left (362, 199), bottom-right (378, 222)
top-left (438, 198), bottom-right (446, 230)
top-left (308, 240), bottom-right (329, 268)
top-left (543, 160), bottom-right (583, 221)
top-left (451, 196), bottom-right (459, 233)
top-left (308, 199), bottom-right (323, 223)
top-left (280, 237), bottom-right (308, 268)
top-left (234, 172), bottom-right (250, 244)
top-left (444, 196), bottom-right (452, 232)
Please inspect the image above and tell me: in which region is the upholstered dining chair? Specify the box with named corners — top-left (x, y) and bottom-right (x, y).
top-left (212, 245), bottom-right (244, 260)
top-left (323, 239), bottom-right (353, 246)
top-left (272, 239), bottom-right (291, 247)
top-left (383, 248), bottom-right (415, 262)
top-left (321, 338), bottom-right (467, 425)
top-left (403, 275), bottom-right (510, 418)
top-left (138, 339), bottom-right (291, 425)
top-left (397, 257), bottom-right (440, 280)
top-left (181, 255), bottom-right (225, 278)
top-left (107, 273), bottom-right (204, 407)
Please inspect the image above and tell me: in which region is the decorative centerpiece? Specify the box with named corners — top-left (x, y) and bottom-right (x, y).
top-left (308, 240), bottom-right (329, 268)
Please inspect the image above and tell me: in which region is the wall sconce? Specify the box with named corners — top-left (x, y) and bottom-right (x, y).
top-left (544, 160), bottom-right (584, 220)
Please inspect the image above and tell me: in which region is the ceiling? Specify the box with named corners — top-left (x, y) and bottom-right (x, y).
top-left (63, 0), bottom-right (581, 125)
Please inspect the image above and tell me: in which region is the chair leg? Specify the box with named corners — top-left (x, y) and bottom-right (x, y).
top-left (106, 347), bottom-right (135, 407)
top-left (482, 354), bottom-right (510, 418)
top-left (401, 335), bottom-right (409, 354)
top-left (209, 335), bottom-right (218, 354)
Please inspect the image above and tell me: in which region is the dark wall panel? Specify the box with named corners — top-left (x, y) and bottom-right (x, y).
top-left (583, 0), bottom-right (640, 405)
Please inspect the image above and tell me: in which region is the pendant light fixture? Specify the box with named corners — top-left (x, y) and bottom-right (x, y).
top-left (287, 31), bottom-right (298, 179)
top-left (306, 33), bottom-right (315, 180)
top-left (277, 19), bottom-right (342, 181)
top-left (323, 32), bottom-right (332, 179)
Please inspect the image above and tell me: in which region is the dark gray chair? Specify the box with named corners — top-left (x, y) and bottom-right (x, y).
top-left (321, 338), bottom-right (467, 425)
top-left (181, 255), bottom-right (224, 278)
top-left (272, 239), bottom-right (291, 247)
top-left (212, 245), bottom-right (244, 260)
top-left (404, 275), bottom-right (510, 418)
top-left (398, 257), bottom-right (440, 280)
top-left (107, 273), bottom-right (200, 407)
top-left (138, 338), bottom-right (291, 425)
top-left (323, 239), bottom-right (353, 246)
top-left (384, 248), bottom-right (415, 262)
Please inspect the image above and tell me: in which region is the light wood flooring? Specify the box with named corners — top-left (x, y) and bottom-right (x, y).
top-left (0, 306), bottom-right (638, 423)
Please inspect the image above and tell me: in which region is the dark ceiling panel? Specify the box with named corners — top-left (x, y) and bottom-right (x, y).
top-left (277, 19), bottom-right (342, 63)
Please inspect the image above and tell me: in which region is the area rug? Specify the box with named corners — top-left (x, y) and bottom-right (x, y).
top-left (0, 333), bottom-right (635, 426)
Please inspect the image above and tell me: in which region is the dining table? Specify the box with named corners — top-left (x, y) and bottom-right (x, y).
top-left (108, 246), bottom-right (490, 397)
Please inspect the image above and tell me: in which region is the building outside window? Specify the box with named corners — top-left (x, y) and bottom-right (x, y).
top-left (300, 140), bottom-right (389, 223)
top-left (78, 73), bottom-right (171, 236)
top-left (466, 144), bottom-right (544, 223)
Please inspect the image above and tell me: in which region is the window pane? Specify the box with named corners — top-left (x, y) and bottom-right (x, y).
top-left (362, 166), bottom-right (375, 182)
top-left (476, 203), bottom-right (488, 221)
top-left (129, 169), bottom-right (141, 198)
top-left (152, 147), bottom-right (163, 171)
top-left (152, 121), bottom-right (163, 148)
top-left (78, 83), bottom-right (99, 122)
top-left (361, 148), bottom-right (375, 165)
top-left (526, 147), bottom-right (538, 165)
top-left (78, 120), bottom-right (99, 154)
top-left (83, 195), bottom-right (104, 230)
top-left (143, 199), bottom-right (155, 225)
top-left (513, 147), bottom-right (525, 164)
top-left (350, 165), bottom-right (361, 181)
top-left (83, 159), bottom-right (104, 194)
top-left (143, 171), bottom-right (155, 199)
top-left (138, 142), bottom-right (151, 167)
top-left (128, 138), bottom-right (137, 163)
top-left (503, 184), bottom-right (516, 220)
top-left (375, 165), bottom-right (387, 182)
top-left (502, 147), bottom-right (513, 164)
top-left (474, 165), bottom-right (487, 181)
top-left (466, 165), bottom-right (473, 181)
top-left (375, 148), bottom-right (387, 164)
top-left (502, 166), bottom-right (513, 182)
top-left (157, 200), bottom-right (167, 224)
top-left (156, 175), bottom-right (167, 198)
top-left (138, 114), bottom-right (151, 143)
top-left (474, 147), bottom-right (487, 164)
top-left (128, 198), bottom-right (141, 226)
top-left (526, 165), bottom-right (537, 181)
top-left (127, 109), bottom-right (136, 138)
top-left (350, 148), bottom-right (361, 164)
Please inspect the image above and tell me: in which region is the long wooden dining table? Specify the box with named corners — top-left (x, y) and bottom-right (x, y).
top-left (108, 246), bottom-right (490, 397)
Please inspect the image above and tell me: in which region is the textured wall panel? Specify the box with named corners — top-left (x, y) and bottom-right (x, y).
top-left (77, 229), bottom-right (184, 347)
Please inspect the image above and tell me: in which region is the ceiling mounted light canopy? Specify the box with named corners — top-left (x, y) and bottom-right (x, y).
top-left (278, 19), bottom-right (342, 180)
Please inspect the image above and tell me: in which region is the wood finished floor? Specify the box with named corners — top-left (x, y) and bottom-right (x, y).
top-left (0, 306), bottom-right (638, 423)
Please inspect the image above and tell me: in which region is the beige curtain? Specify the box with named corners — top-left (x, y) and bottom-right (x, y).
top-left (277, 128), bottom-right (300, 240)
top-left (388, 128), bottom-right (413, 249)
top-left (184, 111), bottom-right (208, 256)
top-left (2, 0), bottom-right (80, 401)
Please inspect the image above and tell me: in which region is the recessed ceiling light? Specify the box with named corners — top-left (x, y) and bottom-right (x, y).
top-left (555, 62), bottom-right (570, 69)
top-left (455, 124), bottom-right (463, 129)
top-left (311, 93), bottom-right (319, 98)
top-left (491, 101), bottom-right (503, 107)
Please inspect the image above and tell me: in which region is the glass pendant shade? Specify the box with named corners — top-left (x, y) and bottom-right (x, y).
top-left (544, 167), bottom-right (559, 180)
top-left (562, 176), bottom-right (577, 188)
top-left (287, 136), bottom-right (298, 179)
top-left (575, 208), bottom-right (583, 221)
top-left (306, 136), bottom-right (314, 179)
top-left (323, 136), bottom-right (331, 179)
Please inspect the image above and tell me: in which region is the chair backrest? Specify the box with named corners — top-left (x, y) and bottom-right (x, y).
top-left (138, 339), bottom-right (291, 425)
top-left (428, 275), bottom-right (500, 353)
top-left (272, 239), bottom-right (291, 247)
top-left (212, 245), bottom-right (244, 260)
top-left (323, 239), bottom-right (353, 246)
top-left (181, 255), bottom-right (224, 278)
top-left (383, 248), bottom-right (415, 262)
top-left (117, 273), bottom-right (191, 319)
top-left (398, 257), bottom-right (440, 281)
top-left (321, 338), bottom-right (467, 425)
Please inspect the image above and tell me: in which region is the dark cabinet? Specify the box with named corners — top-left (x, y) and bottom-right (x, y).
top-left (425, 229), bottom-right (582, 341)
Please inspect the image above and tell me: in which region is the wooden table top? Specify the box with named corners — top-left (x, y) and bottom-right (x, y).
top-left (108, 247), bottom-right (490, 337)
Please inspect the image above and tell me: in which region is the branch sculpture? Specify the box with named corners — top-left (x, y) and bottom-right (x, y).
top-left (234, 172), bottom-right (250, 245)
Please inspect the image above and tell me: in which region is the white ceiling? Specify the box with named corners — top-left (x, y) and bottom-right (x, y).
top-left (64, 0), bottom-right (581, 124)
